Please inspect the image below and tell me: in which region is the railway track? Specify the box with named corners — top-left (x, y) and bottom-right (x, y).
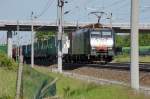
top-left (49, 62), bottom-right (150, 87)
top-left (62, 62), bottom-right (150, 72)
top-left (50, 63), bottom-right (150, 95)
top-left (36, 62), bottom-right (150, 87)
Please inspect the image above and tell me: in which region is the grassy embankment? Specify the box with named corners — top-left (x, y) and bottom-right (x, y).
top-left (0, 53), bottom-right (55, 99)
top-left (0, 53), bottom-right (17, 98)
top-left (0, 66), bottom-right (55, 99)
top-left (23, 66), bottom-right (55, 99)
top-left (0, 69), bottom-right (17, 99)
top-left (0, 53), bottom-right (149, 99)
top-left (35, 66), bottom-right (150, 99)
top-left (1, 64), bottom-right (150, 99)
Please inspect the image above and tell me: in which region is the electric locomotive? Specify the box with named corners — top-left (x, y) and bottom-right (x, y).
top-left (64, 23), bottom-right (115, 63)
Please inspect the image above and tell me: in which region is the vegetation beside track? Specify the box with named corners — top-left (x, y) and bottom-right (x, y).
top-left (0, 53), bottom-right (17, 98)
top-left (35, 66), bottom-right (150, 99)
top-left (115, 34), bottom-right (150, 47)
top-left (0, 68), bottom-right (17, 99)
top-left (0, 53), bottom-right (56, 99)
top-left (0, 53), bottom-right (17, 71)
top-left (23, 66), bottom-right (56, 99)
top-left (114, 54), bottom-right (150, 63)
top-left (1, 62), bottom-right (149, 99)
top-left (0, 65), bottom-right (56, 99)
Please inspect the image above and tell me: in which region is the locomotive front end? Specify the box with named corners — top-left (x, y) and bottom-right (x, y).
top-left (90, 29), bottom-right (114, 62)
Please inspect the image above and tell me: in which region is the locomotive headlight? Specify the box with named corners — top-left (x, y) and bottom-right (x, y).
top-left (92, 47), bottom-right (95, 49)
top-left (107, 39), bottom-right (114, 47)
top-left (108, 47), bottom-right (112, 50)
top-left (92, 47), bottom-right (96, 50)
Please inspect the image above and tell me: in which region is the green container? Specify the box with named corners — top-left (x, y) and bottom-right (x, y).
top-left (33, 36), bottom-right (57, 58)
top-left (24, 45), bottom-right (31, 57)
top-left (122, 46), bottom-right (150, 55)
top-left (47, 36), bottom-right (57, 55)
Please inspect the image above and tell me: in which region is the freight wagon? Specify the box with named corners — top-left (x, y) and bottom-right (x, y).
top-left (21, 35), bottom-right (69, 65)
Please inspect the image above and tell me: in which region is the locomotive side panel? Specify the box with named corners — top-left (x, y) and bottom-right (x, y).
top-left (71, 29), bottom-right (90, 55)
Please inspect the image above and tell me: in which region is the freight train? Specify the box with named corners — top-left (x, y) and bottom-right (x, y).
top-left (12, 23), bottom-right (115, 64)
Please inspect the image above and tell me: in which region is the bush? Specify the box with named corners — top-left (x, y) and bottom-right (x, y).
top-left (0, 95), bottom-right (12, 99)
top-left (0, 53), bottom-right (18, 71)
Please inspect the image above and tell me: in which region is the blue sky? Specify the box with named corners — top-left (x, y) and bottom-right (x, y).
top-left (0, 0), bottom-right (150, 44)
top-left (0, 0), bottom-right (150, 22)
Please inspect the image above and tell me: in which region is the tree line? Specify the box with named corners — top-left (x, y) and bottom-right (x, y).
top-left (115, 33), bottom-right (150, 47)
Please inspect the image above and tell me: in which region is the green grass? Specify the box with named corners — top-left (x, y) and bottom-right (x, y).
top-left (0, 65), bottom-right (56, 99)
top-left (114, 55), bottom-right (150, 63)
top-left (0, 56), bottom-right (149, 99)
top-left (140, 56), bottom-right (150, 62)
top-left (23, 66), bottom-right (55, 99)
top-left (0, 69), bottom-right (17, 99)
top-left (0, 53), bottom-right (17, 99)
top-left (1, 64), bottom-right (149, 99)
top-left (35, 66), bottom-right (150, 99)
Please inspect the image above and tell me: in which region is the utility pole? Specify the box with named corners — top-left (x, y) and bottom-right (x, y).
top-left (17, 21), bottom-right (19, 62)
top-left (15, 21), bottom-right (23, 99)
top-left (57, 0), bottom-right (64, 73)
top-left (130, 0), bottom-right (139, 90)
top-left (31, 12), bottom-right (34, 68)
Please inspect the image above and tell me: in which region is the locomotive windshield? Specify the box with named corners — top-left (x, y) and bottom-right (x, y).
top-left (101, 30), bottom-right (112, 37)
top-left (91, 30), bottom-right (112, 38)
top-left (90, 31), bottom-right (101, 38)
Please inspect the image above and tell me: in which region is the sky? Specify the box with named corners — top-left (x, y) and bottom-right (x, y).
top-left (0, 0), bottom-right (150, 45)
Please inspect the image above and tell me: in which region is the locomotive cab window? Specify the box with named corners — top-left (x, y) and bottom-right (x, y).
top-left (90, 31), bottom-right (101, 38)
top-left (101, 30), bottom-right (112, 37)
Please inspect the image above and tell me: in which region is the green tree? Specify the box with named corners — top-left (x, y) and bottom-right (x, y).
top-left (139, 33), bottom-right (150, 46)
top-left (116, 33), bottom-right (150, 47)
top-left (35, 31), bottom-right (56, 41)
top-left (115, 35), bottom-right (130, 47)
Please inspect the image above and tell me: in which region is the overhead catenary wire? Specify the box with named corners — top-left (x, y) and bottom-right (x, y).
top-left (64, 0), bottom-right (92, 21)
top-left (106, 0), bottom-right (127, 9)
top-left (85, 0), bottom-right (129, 22)
top-left (35, 0), bottom-right (56, 19)
top-left (63, 0), bottom-right (129, 23)
top-left (140, 6), bottom-right (150, 14)
top-left (107, 0), bottom-right (129, 11)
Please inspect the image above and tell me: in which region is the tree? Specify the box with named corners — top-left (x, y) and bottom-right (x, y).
top-left (35, 31), bottom-right (56, 41)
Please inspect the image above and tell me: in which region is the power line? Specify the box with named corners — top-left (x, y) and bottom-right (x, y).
top-left (140, 15), bottom-right (150, 21)
top-left (140, 7), bottom-right (150, 14)
top-left (107, 0), bottom-right (127, 8)
top-left (35, 0), bottom-right (56, 19)
top-left (107, 0), bottom-right (129, 11)
top-left (60, 1), bottom-right (90, 31)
